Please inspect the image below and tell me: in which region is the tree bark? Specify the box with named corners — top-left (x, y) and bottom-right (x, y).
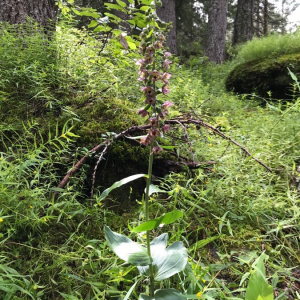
top-left (156, 0), bottom-right (177, 55)
top-left (204, 0), bottom-right (228, 64)
top-left (232, 0), bottom-right (254, 45)
top-left (0, 0), bottom-right (56, 27)
top-left (263, 0), bottom-right (268, 36)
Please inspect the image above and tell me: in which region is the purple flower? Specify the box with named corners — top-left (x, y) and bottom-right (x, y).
top-left (161, 72), bottom-right (171, 84)
top-left (138, 69), bottom-right (148, 82)
top-left (149, 70), bottom-right (161, 82)
top-left (162, 124), bottom-right (171, 133)
top-left (146, 46), bottom-right (155, 57)
top-left (149, 117), bottom-right (158, 126)
top-left (141, 86), bottom-right (155, 96)
top-left (162, 101), bottom-right (174, 108)
top-left (164, 52), bottom-right (172, 58)
top-left (145, 96), bottom-right (156, 105)
top-left (137, 108), bottom-right (149, 117)
top-left (162, 59), bottom-right (172, 69)
top-left (149, 128), bottom-right (160, 138)
top-left (152, 145), bottom-right (163, 154)
top-left (162, 85), bottom-right (170, 95)
top-left (140, 135), bottom-right (152, 145)
top-left (154, 41), bottom-right (163, 49)
top-left (144, 56), bottom-right (154, 65)
top-left (136, 59), bottom-right (145, 66)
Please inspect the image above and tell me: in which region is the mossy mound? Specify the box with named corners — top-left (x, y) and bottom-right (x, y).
top-left (225, 53), bottom-right (300, 100)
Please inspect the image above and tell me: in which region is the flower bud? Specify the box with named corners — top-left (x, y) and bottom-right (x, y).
top-left (156, 0), bottom-right (162, 7)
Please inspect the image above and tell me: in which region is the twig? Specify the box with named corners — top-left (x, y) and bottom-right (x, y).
top-left (54, 114), bottom-right (272, 199)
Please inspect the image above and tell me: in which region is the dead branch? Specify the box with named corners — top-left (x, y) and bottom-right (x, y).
top-left (54, 115), bottom-right (272, 199)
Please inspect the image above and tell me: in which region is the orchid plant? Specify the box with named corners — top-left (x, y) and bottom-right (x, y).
top-left (103, 1), bottom-right (189, 299)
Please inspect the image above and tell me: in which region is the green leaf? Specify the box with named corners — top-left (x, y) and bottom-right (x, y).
top-left (245, 253), bottom-right (274, 300)
top-left (132, 210), bottom-right (183, 232)
top-left (104, 226), bottom-right (150, 266)
top-left (116, 0), bottom-right (127, 7)
top-left (105, 3), bottom-right (127, 12)
top-left (139, 289), bottom-right (185, 300)
top-left (148, 184), bottom-right (167, 195)
top-left (88, 20), bottom-right (98, 28)
top-left (99, 174), bottom-right (146, 201)
top-left (138, 234), bottom-right (188, 281)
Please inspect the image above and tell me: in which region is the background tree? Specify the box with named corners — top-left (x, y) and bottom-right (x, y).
top-left (204, 0), bottom-right (228, 63)
top-left (0, 0), bottom-right (56, 27)
top-left (157, 0), bottom-right (177, 55)
top-left (232, 0), bottom-right (254, 45)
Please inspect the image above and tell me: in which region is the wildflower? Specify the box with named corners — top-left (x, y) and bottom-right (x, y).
top-left (162, 59), bottom-right (172, 69)
top-left (149, 128), bottom-right (160, 139)
top-left (140, 135), bottom-right (152, 145)
top-left (0, 218), bottom-right (3, 222)
top-left (209, 144), bottom-right (212, 147)
top-left (162, 124), bottom-right (170, 133)
top-left (197, 291), bottom-right (202, 299)
top-left (146, 46), bottom-right (155, 57)
top-left (98, 202), bottom-right (102, 206)
top-left (164, 51), bottom-right (172, 58)
top-left (29, 205), bottom-right (33, 209)
top-left (162, 85), bottom-right (170, 95)
top-left (202, 279), bottom-right (206, 283)
top-left (144, 55), bottom-right (154, 65)
top-left (145, 96), bottom-right (156, 105)
top-left (61, 134), bottom-right (67, 139)
top-left (162, 101), bottom-right (174, 108)
top-left (152, 145), bottom-right (163, 154)
top-left (33, 286), bottom-right (37, 290)
top-left (161, 72), bottom-right (171, 84)
top-left (141, 86), bottom-right (155, 96)
top-left (149, 117), bottom-right (158, 126)
top-left (149, 70), bottom-right (161, 82)
top-left (154, 41), bottom-right (163, 49)
top-left (138, 69), bottom-right (148, 82)
top-left (137, 108), bottom-right (149, 118)
top-left (33, 171), bottom-right (37, 174)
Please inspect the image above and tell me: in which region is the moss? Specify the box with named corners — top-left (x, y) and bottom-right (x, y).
top-left (226, 53), bottom-right (300, 100)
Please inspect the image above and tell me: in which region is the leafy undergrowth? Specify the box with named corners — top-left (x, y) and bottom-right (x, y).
top-left (1, 22), bottom-right (300, 299)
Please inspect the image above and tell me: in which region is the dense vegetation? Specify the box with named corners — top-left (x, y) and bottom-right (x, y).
top-left (1, 17), bottom-right (300, 300)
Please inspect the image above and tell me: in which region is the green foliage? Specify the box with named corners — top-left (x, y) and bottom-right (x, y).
top-left (235, 30), bottom-right (300, 64)
top-left (2, 4), bottom-right (300, 300)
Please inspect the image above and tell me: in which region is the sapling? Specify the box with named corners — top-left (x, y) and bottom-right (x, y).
top-left (104, 1), bottom-right (189, 299)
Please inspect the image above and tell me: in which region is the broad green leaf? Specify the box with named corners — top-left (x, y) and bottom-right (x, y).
top-left (116, 0), bottom-right (127, 7)
top-left (245, 253), bottom-right (274, 300)
top-left (99, 174), bottom-right (146, 200)
top-left (104, 226), bottom-right (150, 266)
top-left (88, 20), bottom-right (98, 28)
top-left (104, 12), bottom-right (122, 21)
top-left (132, 210), bottom-right (183, 232)
top-left (139, 289), bottom-right (185, 300)
top-left (138, 233), bottom-right (188, 281)
top-left (139, 6), bottom-right (151, 11)
top-left (105, 3), bottom-right (127, 12)
top-left (148, 184), bottom-right (167, 195)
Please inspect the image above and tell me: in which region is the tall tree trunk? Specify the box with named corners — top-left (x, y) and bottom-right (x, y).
top-left (156, 0), bottom-right (177, 55)
top-left (232, 0), bottom-right (254, 45)
top-left (204, 0), bottom-right (228, 64)
top-left (0, 0), bottom-right (56, 27)
top-left (263, 0), bottom-right (268, 36)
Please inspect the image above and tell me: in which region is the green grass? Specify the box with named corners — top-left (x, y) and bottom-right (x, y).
top-left (1, 20), bottom-right (300, 299)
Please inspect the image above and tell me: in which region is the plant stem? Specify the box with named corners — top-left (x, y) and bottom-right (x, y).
top-left (145, 143), bottom-right (155, 296)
